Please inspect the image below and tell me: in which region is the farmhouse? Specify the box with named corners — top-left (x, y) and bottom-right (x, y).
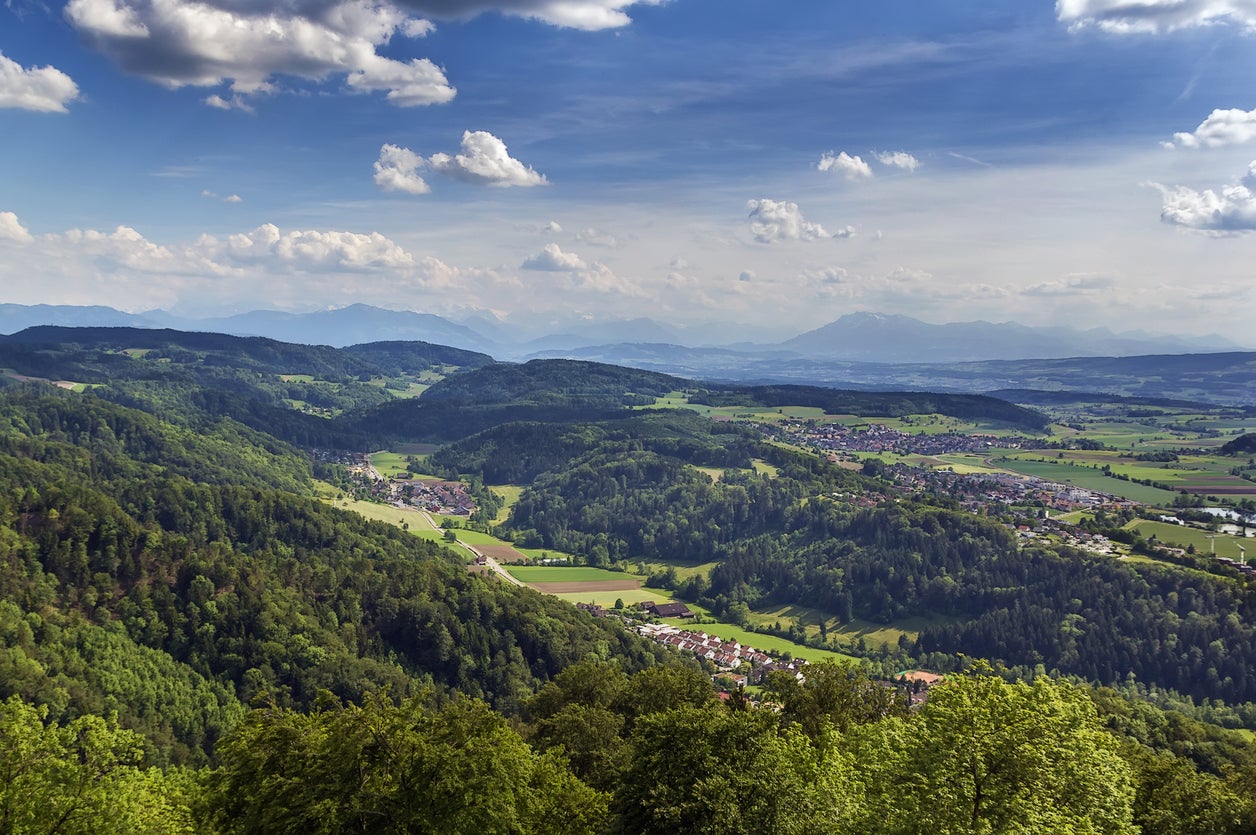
top-left (642, 601), bottom-right (694, 618)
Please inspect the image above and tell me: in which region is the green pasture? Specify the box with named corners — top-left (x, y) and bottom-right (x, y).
top-left (506, 566), bottom-right (639, 584)
top-left (1127, 520), bottom-right (1253, 561)
top-left (751, 459), bottom-right (780, 477)
top-left (514, 546), bottom-right (583, 563)
top-left (634, 558), bottom-right (720, 581)
top-left (487, 484), bottom-right (525, 524)
top-left (368, 451), bottom-right (416, 478)
top-left (696, 467), bottom-right (725, 482)
top-left (450, 527), bottom-right (508, 546)
top-left (747, 603), bottom-right (948, 647)
top-left (555, 588), bottom-right (670, 608)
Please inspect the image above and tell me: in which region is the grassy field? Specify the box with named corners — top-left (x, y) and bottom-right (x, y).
top-left (368, 451), bottom-right (416, 478)
top-left (746, 603), bottom-right (946, 646)
top-left (634, 558), bottom-right (720, 581)
top-left (488, 484), bottom-right (525, 524)
top-left (1126, 520), bottom-right (1253, 561)
top-left (447, 527), bottom-right (505, 545)
top-left (506, 566), bottom-right (638, 584)
top-left (751, 459), bottom-right (780, 478)
top-left (554, 588), bottom-right (673, 607)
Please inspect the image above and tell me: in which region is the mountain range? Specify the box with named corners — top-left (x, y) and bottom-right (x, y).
top-left (0, 303), bottom-right (1242, 364)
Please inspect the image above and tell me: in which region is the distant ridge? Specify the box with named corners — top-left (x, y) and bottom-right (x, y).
top-left (779, 312), bottom-right (1239, 363)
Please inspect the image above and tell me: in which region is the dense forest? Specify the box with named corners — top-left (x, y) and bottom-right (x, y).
top-left (5, 328), bottom-right (1256, 831)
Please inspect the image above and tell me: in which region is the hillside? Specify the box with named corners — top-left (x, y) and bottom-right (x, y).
top-left (2, 330), bottom-right (1256, 831)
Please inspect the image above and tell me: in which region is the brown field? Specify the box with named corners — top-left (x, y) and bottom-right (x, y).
top-left (476, 544), bottom-right (529, 563)
top-left (531, 580), bottom-right (643, 593)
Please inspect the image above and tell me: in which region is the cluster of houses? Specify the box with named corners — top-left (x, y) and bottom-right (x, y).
top-left (392, 479), bottom-right (476, 515)
top-left (634, 622), bottom-right (810, 682)
top-left (889, 465), bottom-right (1130, 515)
top-left (765, 420), bottom-right (1035, 457)
top-left (332, 454), bottom-right (478, 516)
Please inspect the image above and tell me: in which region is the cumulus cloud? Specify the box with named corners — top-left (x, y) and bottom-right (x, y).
top-left (64, 0), bottom-right (455, 106)
top-left (575, 227), bottom-right (624, 248)
top-left (374, 144), bottom-right (431, 194)
top-left (1024, 274), bottom-right (1117, 296)
top-left (428, 130), bottom-right (547, 187)
top-left (1057, 0), bottom-right (1256, 33)
top-left (738, 270), bottom-right (755, 282)
top-left (817, 151), bottom-right (873, 180)
top-left (199, 223), bottom-right (416, 271)
top-left (201, 189), bottom-right (243, 203)
top-left (0, 50), bottom-right (79, 112)
top-left (544, 220), bottom-right (563, 233)
top-left (0, 211), bottom-right (33, 244)
top-left (1169, 108), bottom-right (1256, 149)
top-left (874, 150), bottom-right (920, 171)
top-left (1154, 162), bottom-right (1256, 232)
top-left (522, 243), bottom-right (588, 271)
top-left (400, 0), bottom-right (665, 31)
top-left (747, 198), bottom-right (832, 243)
top-left (374, 132), bottom-right (544, 193)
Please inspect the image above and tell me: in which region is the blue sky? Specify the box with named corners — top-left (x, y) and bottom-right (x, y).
top-left (4, 0), bottom-right (1256, 343)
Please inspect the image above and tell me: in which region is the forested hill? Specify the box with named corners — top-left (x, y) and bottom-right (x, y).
top-left (0, 388), bottom-right (665, 766)
top-left (0, 325), bottom-right (494, 378)
top-left (692, 384), bottom-right (1049, 430)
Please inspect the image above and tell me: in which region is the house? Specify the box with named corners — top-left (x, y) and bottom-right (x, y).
top-left (643, 601), bottom-right (694, 618)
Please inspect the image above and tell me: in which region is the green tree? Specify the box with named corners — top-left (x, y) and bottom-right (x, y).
top-left (206, 693), bottom-right (607, 834)
top-left (888, 670), bottom-right (1137, 834)
top-left (612, 704), bottom-right (838, 835)
top-left (0, 696), bottom-right (194, 834)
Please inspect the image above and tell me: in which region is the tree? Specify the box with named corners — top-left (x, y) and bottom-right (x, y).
top-left (887, 669), bottom-right (1137, 834)
top-left (206, 693), bottom-right (607, 834)
top-left (0, 696), bottom-right (194, 835)
top-left (612, 704), bottom-right (838, 834)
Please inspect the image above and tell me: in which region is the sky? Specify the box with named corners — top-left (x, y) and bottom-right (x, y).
top-left (4, 0), bottom-right (1256, 343)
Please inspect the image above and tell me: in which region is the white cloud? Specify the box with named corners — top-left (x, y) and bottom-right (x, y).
top-left (200, 223), bottom-right (416, 271)
top-left (1057, 0), bottom-right (1256, 34)
top-left (1023, 274), bottom-right (1116, 296)
top-left (375, 132), bottom-right (544, 194)
top-left (832, 225), bottom-right (856, 239)
top-left (399, 0), bottom-right (665, 31)
top-left (575, 227), bottom-right (624, 247)
top-left (374, 144), bottom-right (431, 194)
top-left (1169, 108), bottom-right (1256, 149)
top-left (428, 130), bottom-right (547, 187)
top-left (201, 189), bottom-right (243, 203)
top-left (522, 242), bottom-right (587, 271)
top-left (0, 50), bottom-right (80, 112)
top-left (1154, 162), bottom-right (1256, 232)
top-left (738, 270), bottom-right (755, 282)
top-left (0, 211), bottom-right (32, 243)
top-left (544, 220), bottom-right (563, 233)
top-left (874, 150), bottom-right (921, 171)
top-left (817, 151), bottom-right (873, 180)
top-left (746, 198), bottom-right (832, 243)
top-left (64, 0), bottom-right (455, 107)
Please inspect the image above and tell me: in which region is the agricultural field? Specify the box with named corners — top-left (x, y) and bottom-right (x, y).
top-left (746, 603), bottom-right (947, 648)
top-left (506, 566), bottom-right (639, 585)
top-left (487, 484), bottom-right (525, 524)
top-left (1126, 520), bottom-right (1253, 561)
top-left (367, 451), bottom-right (418, 478)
